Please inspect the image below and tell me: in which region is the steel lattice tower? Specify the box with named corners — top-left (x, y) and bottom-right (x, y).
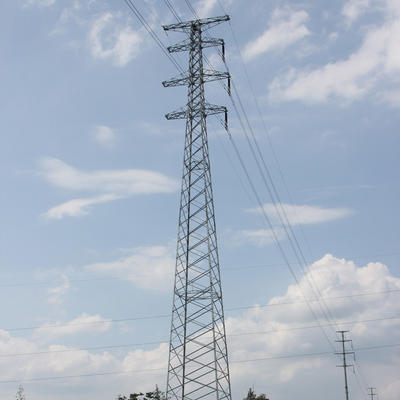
top-left (162, 16), bottom-right (232, 400)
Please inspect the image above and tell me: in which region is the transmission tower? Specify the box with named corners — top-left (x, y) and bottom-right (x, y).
top-left (162, 15), bottom-right (232, 400)
top-left (335, 331), bottom-right (354, 400)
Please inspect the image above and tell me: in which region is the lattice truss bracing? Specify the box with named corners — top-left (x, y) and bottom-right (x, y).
top-left (162, 16), bottom-right (232, 400)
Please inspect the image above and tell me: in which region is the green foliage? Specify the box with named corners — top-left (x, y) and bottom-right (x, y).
top-left (243, 388), bottom-right (269, 400)
top-left (116, 385), bottom-right (166, 400)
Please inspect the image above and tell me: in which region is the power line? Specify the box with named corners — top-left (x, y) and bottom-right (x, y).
top-left (72, 0), bottom-right (396, 394)
top-left (1, 253), bottom-right (398, 287)
top-left (124, 0), bottom-right (184, 74)
top-left (214, 10), bottom-right (347, 339)
top-left (0, 367), bottom-right (166, 384)
top-left (351, 341), bottom-right (372, 395)
top-left (213, 83), bottom-right (338, 350)
top-left (353, 370), bottom-right (369, 400)
top-left (205, 4), bottom-right (385, 393)
top-left (224, 120), bottom-right (342, 351)
top-left (175, 3), bottom-right (348, 353)
top-left (2, 328), bottom-right (399, 359)
top-left (228, 76), bottom-right (340, 333)
top-left (128, 2), bottom-right (397, 397)
top-left (4, 311), bottom-right (399, 333)
top-left (1, 343), bottom-right (398, 384)
top-left (4, 314), bottom-right (170, 332)
top-left (198, 2), bottom-right (394, 392)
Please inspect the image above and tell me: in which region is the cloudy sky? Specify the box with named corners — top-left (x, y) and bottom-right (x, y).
top-left (1, 0), bottom-right (399, 399)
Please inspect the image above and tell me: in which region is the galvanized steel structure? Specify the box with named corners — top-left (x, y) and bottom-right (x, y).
top-left (162, 15), bottom-right (232, 400)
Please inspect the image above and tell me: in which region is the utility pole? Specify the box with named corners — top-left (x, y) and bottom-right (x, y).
top-left (335, 331), bottom-right (354, 400)
top-left (367, 387), bottom-right (377, 400)
top-left (162, 16), bottom-right (231, 400)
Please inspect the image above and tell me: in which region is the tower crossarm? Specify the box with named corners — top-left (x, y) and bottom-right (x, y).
top-left (166, 104), bottom-right (227, 120)
top-left (163, 70), bottom-right (229, 88)
top-left (163, 15), bottom-right (230, 33)
top-left (167, 38), bottom-right (225, 53)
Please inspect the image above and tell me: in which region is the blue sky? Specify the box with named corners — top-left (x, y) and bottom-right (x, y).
top-left (1, 0), bottom-right (399, 399)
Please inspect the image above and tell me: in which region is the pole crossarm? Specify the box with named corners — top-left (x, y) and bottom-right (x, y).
top-left (163, 15), bottom-right (231, 400)
top-left (163, 15), bottom-right (230, 33)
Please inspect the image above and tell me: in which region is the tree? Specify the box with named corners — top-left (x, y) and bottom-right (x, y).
top-left (116, 385), bottom-right (166, 400)
top-left (243, 387), bottom-right (269, 400)
top-left (15, 385), bottom-right (25, 400)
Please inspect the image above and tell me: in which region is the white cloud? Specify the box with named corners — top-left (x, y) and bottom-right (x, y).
top-left (195, 0), bottom-right (218, 18)
top-left (269, 0), bottom-right (400, 104)
top-left (1, 327), bottom-right (168, 396)
top-left (38, 157), bottom-right (179, 219)
top-left (226, 255), bottom-right (400, 397)
top-left (33, 313), bottom-right (112, 341)
top-left (232, 228), bottom-right (278, 247)
top-left (122, 343), bottom-right (168, 372)
top-left (42, 194), bottom-right (122, 219)
top-left (46, 274), bottom-right (70, 304)
top-left (24, 2), bottom-right (143, 67)
top-left (194, 0), bottom-right (233, 18)
top-left (233, 203), bottom-right (351, 247)
top-left (247, 203), bottom-right (353, 225)
top-left (39, 157), bottom-right (177, 194)
top-left (50, 1), bottom-right (83, 36)
top-left (85, 245), bottom-right (175, 292)
top-left (243, 6), bottom-right (310, 60)
top-left (2, 256), bottom-right (399, 398)
top-left (380, 89), bottom-right (400, 107)
top-left (342, 0), bottom-right (372, 24)
top-left (88, 11), bottom-right (143, 67)
top-left (0, 330), bottom-right (38, 359)
top-left (93, 125), bottom-right (116, 147)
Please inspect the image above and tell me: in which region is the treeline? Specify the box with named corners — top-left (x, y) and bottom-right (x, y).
top-left (116, 386), bottom-right (269, 400)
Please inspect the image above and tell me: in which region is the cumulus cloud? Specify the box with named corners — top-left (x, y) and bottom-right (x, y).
top-left (88, 11), bottom-right (143, 67)
top-left (1, 256), bottom-right (399, 398)
top-left (227, 255), bottom-right (400, 397)
top-left (38, 157), bottom-right (179, 219)
top-left (1, 328), bottom-right (168, 396)
top-left (247, 203), bottom-right (353, 225)
top-left (269, 0), bottom-right (400, 105)
top-left (243, 6), bottom-right (310, 60)
top-left (85, 245), bottom-right (175, 292)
